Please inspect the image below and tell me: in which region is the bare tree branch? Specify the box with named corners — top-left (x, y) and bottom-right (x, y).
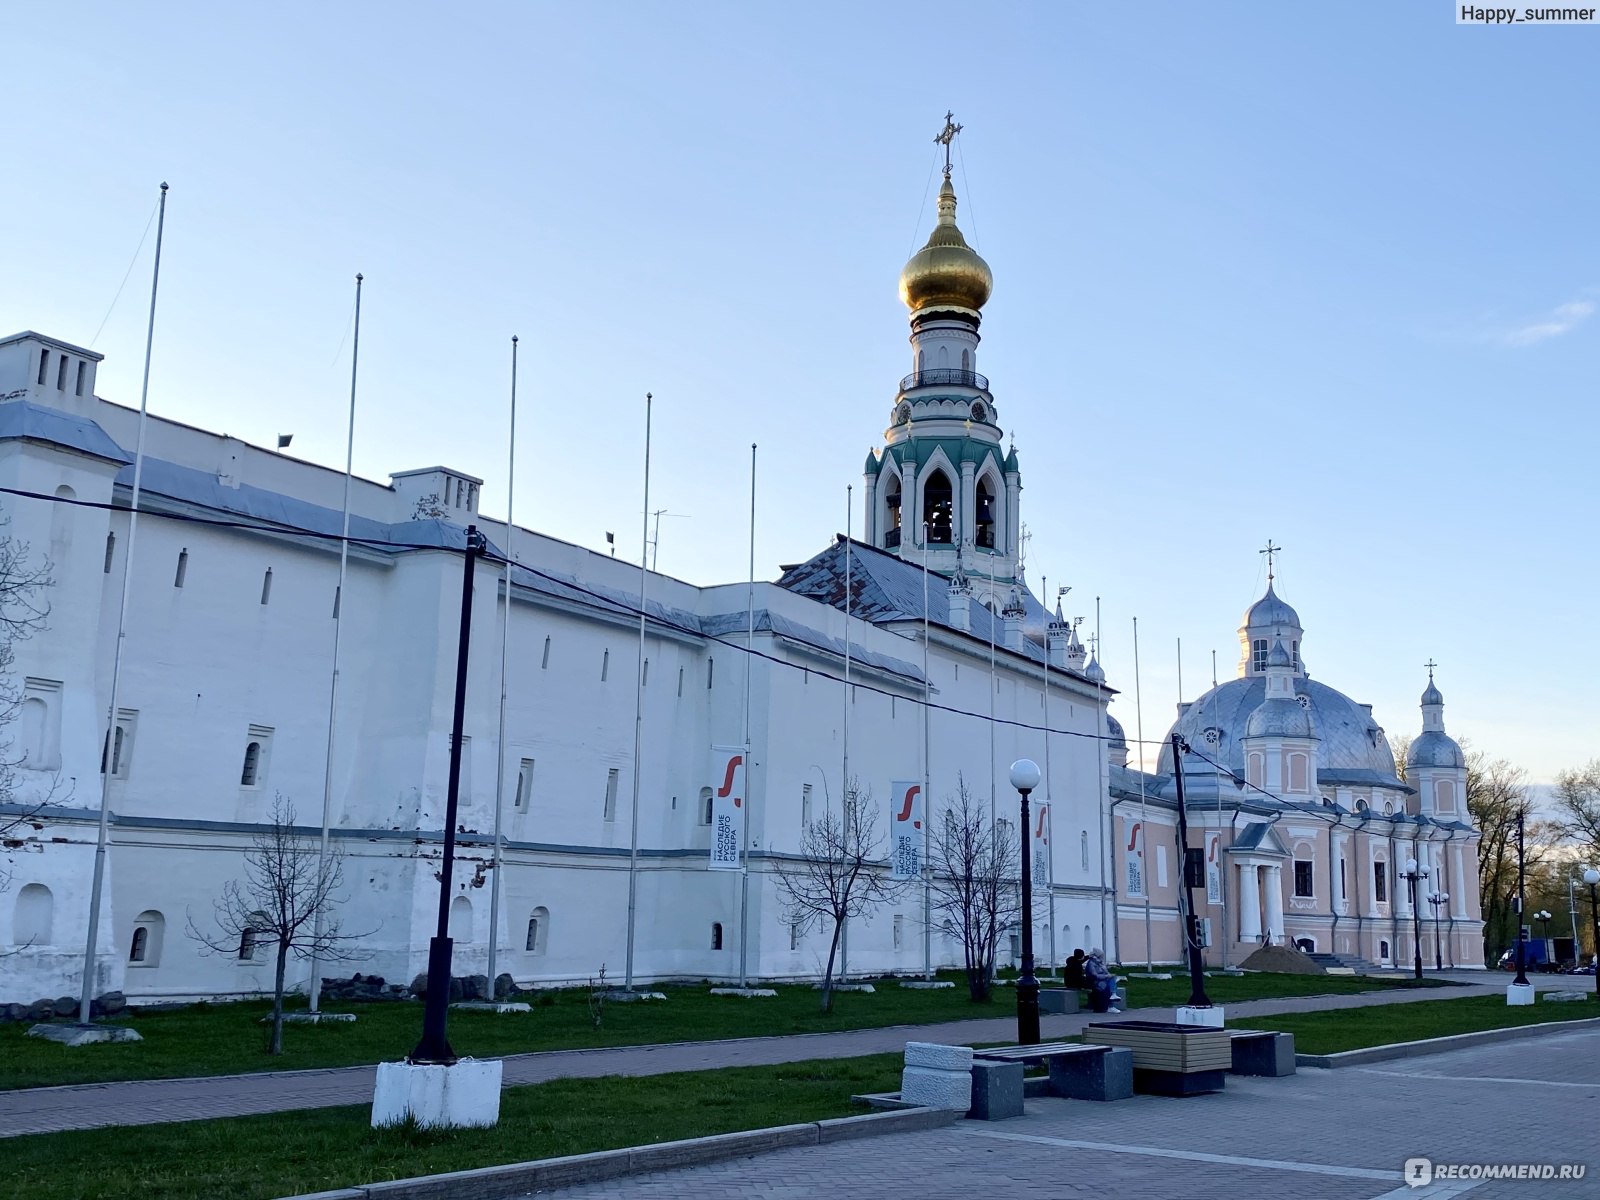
top-left (927, 774), bottom-right (1020, 1002)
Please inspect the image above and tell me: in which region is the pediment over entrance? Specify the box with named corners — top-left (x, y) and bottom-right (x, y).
top-left (1225, 821), bottom-right (1290, 858)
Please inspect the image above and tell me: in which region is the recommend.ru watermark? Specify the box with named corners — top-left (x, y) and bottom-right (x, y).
top-left (1458, 5), bottom-right (1599, 22)
top-left (1405, 1157), bottom-right (1588, 1186)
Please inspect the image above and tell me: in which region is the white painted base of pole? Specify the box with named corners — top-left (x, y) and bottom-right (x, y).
top-left (371, 1058), bottom-right (503, 1129)
top-left (1175, 1005), bottom-right (1225, 1027)
top-left (1506, 982), bottom-right (1536, 1007)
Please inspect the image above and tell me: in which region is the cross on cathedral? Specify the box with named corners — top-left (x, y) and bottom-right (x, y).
top-left (1260, 538), bottom-right (1282, 584)
top-left (1425, 658), bottom-right (1437, 680)
top-left (1086, 631), bottom-right (1099, 656)
top-left (934, 110), bottom-right (963, 178)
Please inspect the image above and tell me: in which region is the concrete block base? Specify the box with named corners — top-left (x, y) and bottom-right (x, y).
top-left (601, 990), bottom-right (668, 1003)
top-left (818, 982), bottom-right (876, 993)
top-left (1039, 988), bottom-right (1080, 1014)
top-left (26, 1022), bottom-right (143, 1047)
top-left (900, 1066), bottom-right (971, 1110)
top-left (1176, 1005), bottom-right (1225, 1027)
top-left (968, 1060), bottom-right (1024, 1120)
top-left (1545, 991), bottom-right (1589, 1003)
top-left (451, 1001), bottom-right (533, 1013)
top-left (280, 1012), bottom-right (358, 1024)
top-left (1507, 982), bottom-right (1536, 1006)
top-left (1231, 1031), bottom-right (1296, 1076)
top-left (708, 987), bottom-right (776, 998)
top-left (371, 1058), bottom-right (503, 1129)
top-left (1049, 1046), bottom-right (1133, 1102)
top-left (1136, 1067), bottom-right (1226, 1096)
top-left (899, 981), bottom-right (956, 990)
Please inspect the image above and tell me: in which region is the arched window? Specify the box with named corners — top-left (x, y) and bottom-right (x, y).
top-left (238, 911), bottom-right (269, 961)
top-left (129, 910), bottom-right (165, 965)
top-left (51, 485), bottom-right (75, 564)
top-left (1083, 924), bottom-right (1092, 949)
top-left (975, 477), bottom-right (996, 549)
top-left (1378, 938), bottom-right (1391, 961)
top-left (711, 922), bottom-right (724, 951)
top-left (19, 697), bottom-right (47, 769)
top-left (449, 895), bottom-right (473, 943)
top-left (883, 475), bottom-right (902, 549)
top-left (701, 786), bottom-right (714, 825)
top-left (1294, 937), bottom-right (1315, 953)
top-left (14, 883), bottom-right (53, 946)
top-left (525, 905), bottom-right (549, 954)
top-left (240, 742), bottom-right (262, 786)
top-left (960, 348), bottom-right (971, 375)
top-left (923, 471), bottom-right (953, 544)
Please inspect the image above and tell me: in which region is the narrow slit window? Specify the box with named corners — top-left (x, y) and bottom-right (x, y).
top-left (103, 532), bottom-right (116, 574)
top-left (678, 666), bottom-right (684, 697)
top-left (174, 548), bottom-right (188, 588)
top-left (643, 657), bottom-right (649, 686)
top-left (260, 568), bottom-right (273, 605)
top-left (603, 768), bottom-right (619, 821)
top-left (515, 758), bottom-right (534, 809)
top-left (707, 659), bottom-right (715, 689)
top-left (57, 355), bottom-right (69, 390)
top-left (601, 648), bottom-right (609, 682)
top-left (240, 741), bottom-right (261, 786)
top-left (711, 922), bottom-right (724, 951)
top-left (541, 635), bottom-right (551, 669)
top-left (37, 350), bottom-right (49, 385)
top-left (76, 361), bottom-right (87, 396)
top-left (332, 584), bottom-right (342, 619)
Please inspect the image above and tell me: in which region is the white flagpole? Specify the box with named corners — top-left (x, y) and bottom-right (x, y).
top-left (1042, 574), bottom-right (1055, 974)
top-left (624, 392), bottom-right (652, 990)
top-left (921, 520), bottom-right (932, 980)
top-left (486, 335), bottom-right (518, 994)
top-left (1134, 615), bottom-right (1151, 971)
top-left (739, 443), bottom-right (756, 988)
top-left (1097, 597), bottom-right (1112, 959)
top-left (309, 272), bottom-right (362, 1015)
top-left (840, 486), bottom-right (851, 980)
top-left (77, 182), bottom-right (168, 1026)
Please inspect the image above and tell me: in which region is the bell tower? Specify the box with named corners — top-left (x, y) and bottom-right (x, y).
top-left (861, 115), bottom-right (1020, 606)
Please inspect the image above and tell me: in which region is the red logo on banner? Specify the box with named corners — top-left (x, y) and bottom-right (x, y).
top-left (896, 784), bottom-right (922, 829)
top-left (718, 754), bottom-right (744, 807)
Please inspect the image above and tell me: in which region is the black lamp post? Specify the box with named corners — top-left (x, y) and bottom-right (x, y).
top-left (1399, 857), bottom-right (1429, 982)
top-left (1008, 757), bottom-right (1042, 1045)
top-left (1169, 734), bottom-right (1212, 1008)
top-left (1427, 891), bottom-right (1449, 972)
top-left (410, 525), bottom-right (485, 1065)
top-left (1535, 910), bottom-right (1552, 971)
top-left (1512, 807), bottom-right (1530, 989)
top-left (1583, 869), bottom-right (1600, 1000)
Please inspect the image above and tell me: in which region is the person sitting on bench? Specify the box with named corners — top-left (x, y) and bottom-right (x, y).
top-left (1084, 948), bottom-right (1121, 1014)
top-left (1062, 948), bottom-right (1087, 989)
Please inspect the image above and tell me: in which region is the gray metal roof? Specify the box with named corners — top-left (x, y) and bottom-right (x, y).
top-left (0, 401), bottom-right (132, 464)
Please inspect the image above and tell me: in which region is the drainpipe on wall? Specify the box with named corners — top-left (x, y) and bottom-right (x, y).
top-left (1328, 808), bottom-right (1345, 958)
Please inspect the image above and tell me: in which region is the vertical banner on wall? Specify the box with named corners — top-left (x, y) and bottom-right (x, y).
top-left (708, 745), bottom-right (746, 871)
top-left (1126, 820), bottom-right (1144, 895)
top-left (1206, 832), bottom-right (1222, 904)
top-left (1032, 803), bottom-right (1050, 883)
top-left (889, 780), bottom-right (922, 879)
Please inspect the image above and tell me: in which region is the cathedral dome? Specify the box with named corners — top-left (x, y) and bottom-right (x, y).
top-left (1406, 730), bottom-right (1465, 770)
top-left (899, 177), bottom-right (993, 313)
top-left (1156, 675), bottom-right (1399, 785)
top-left (1421, 678), bottom-right (1444, 707)
top-left (1106, 712), bottom-right (1127, 750)
top-left (1245, 697), bottom-right (1316, 740)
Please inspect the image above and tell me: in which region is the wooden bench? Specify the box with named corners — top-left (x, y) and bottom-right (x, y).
top-left (1226, 1028), bottom-right (1296, 1077)
top-left (1083, 1020), bottom-right (1229, 1096)
top-left (975, 1042), bottom-right (1133, 1102)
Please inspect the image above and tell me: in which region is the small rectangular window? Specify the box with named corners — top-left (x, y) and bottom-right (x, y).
top-left (174, 548), bottom-right (188, 588)
top-left (707, 658), bottom-right (715, 689)
top-left (1374, 861), bottom-right (1388, 903)
top-left (76, 361), bottom-right (87, 396)
top-left (37, 350), bottom-right (49, 386)
top-left (601, 648), bottom-right (609, 682)
top-left (515, 758), bottom-right (534, 809)
top-left (643, 657), bottom-right (649, 686)
top-left (541, 635), bottom-right (551, 669)
top-left (99, 709), bottom-right (137, 778)
top-left (678, 666), bottom-right (684, 697)
top-left (801, 783), bottom-right (813, 828)
top-left (260, 568), bottom-right (273, 606)
top-left (603, 768), bottom-right (619, 821)
top-left (1294, 860), bottom-right (1314, 898)
top-left (57, 355), bottom-right (69, 390)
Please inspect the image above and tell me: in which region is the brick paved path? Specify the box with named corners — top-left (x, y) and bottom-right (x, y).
top-left (0, 976), bottom-right (1553, 1138)
top-left (530, 1024), bottom-right (1600, 1200)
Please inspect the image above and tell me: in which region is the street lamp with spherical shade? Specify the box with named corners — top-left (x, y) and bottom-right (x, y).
top-left (1427, 890), bottom-right (1450, 971)
top-left (1399, 857), bottom-right (1429, 981)
top-left (1008, 758), bottom-right (1042, 1045)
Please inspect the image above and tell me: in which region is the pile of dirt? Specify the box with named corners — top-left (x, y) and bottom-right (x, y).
top-left (1237, 944), bottom-right (1325, 974)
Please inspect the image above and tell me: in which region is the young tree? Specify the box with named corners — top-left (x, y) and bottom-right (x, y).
top-left (928, 774), bottom-right (1020, 1002)
top-left (187, 795), bottom-right (369, 1054)
top-left (1466, 749), bottom-right (1557, 961)
top-left (774, 781), bottom-right (898, 1012)
top-left (0, 510), bottom-right (56, 903)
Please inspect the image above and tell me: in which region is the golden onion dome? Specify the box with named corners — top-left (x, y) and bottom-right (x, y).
top-left (898, 176), bottom-right (993, 313)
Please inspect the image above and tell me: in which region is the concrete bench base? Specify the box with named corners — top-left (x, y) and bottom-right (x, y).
top-left (1230, 1030), bottom-right (1296, 1077)
top-left (1049, 1045), bottom-right (1134, 1102)
top-left (968, 1060), bottom-right (1024, 1121)
top-left (1135, 1067), bottom-right (1226, 1096)
top-left (1039, 989), bottom-right (1080, 1015)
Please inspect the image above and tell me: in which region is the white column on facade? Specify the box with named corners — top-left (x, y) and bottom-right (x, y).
top-left (1333, 832), bottom-right (1349, 915)
top-left (1397, 855), bottom-right (1414, 917)
top-left (902, 459), bottom-right (919, 550)
top-left (1004, 470), bottom-right (1021, 558)
top-left (1263, 864), bottom-right (1285, 942)
top-left (959, 460), bottom-right (976, 548)
top-left (862, 469), bottom-right (877, 545)
top-left (1238, 863), bottom-right (1262, 942)
top-left (1451, 844), bottom-right (1468, 917)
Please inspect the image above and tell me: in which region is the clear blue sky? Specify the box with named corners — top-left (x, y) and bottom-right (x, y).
top-left (5, 3), bottom-right (1593, 784)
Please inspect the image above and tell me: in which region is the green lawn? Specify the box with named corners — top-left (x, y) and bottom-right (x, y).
top-left (2, 970), bottom-right (1453, 1091)
top-left (1237, 993), bottom-right (1599, 1054)
top-left (5, 1053), bottom-right (905, 1200)
top-left (1108, 970), bottom-right (1454, 1009)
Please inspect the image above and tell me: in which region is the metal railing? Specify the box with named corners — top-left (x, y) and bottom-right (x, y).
top-left (899, 368), bottom-right (988, 392)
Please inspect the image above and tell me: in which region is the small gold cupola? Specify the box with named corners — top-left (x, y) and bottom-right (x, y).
top-left (898, 174), bottom-right (993, 314)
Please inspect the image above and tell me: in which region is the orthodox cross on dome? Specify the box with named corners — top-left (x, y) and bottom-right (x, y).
top-left (1424, 658), bottom-right (1437, 680)
top-left (1260, 538), bottom-right (1282, 584)
top-left (934, 110), bottom-right (963, 179)
top-left (1086, 631), bottom-right (1099, 656)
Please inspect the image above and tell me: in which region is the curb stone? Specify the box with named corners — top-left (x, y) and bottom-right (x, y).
top-left (274, 1106), bottom-right (956, 1200)
top-left (1295, 1015), bottom-right (1600, 1068)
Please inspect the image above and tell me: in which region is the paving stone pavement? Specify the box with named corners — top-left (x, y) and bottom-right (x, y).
top-left (0, 975), bottom-right (1567, 1138)
top-left (524, 1024), bottom-right (1600, 1200)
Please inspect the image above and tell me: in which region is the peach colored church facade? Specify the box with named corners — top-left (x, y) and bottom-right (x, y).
top-left (1107, 585), bottom-right (1483, 971)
